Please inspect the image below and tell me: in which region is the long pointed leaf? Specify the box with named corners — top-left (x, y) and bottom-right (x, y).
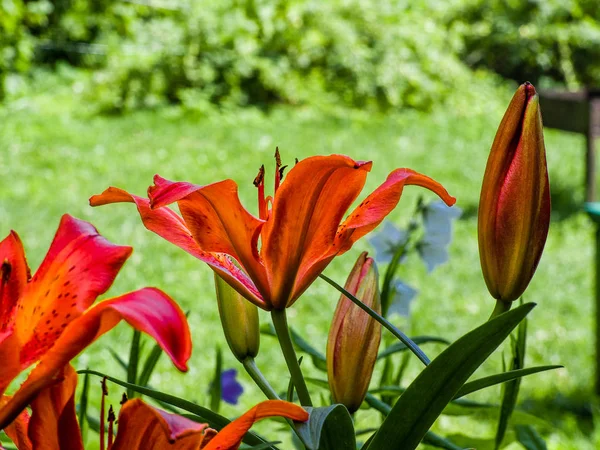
top-left (138, 343), bottom-right (163, 387)
top-left (77, 370), bottom-right (90, 442)
top-left (320, 273), bottom-right (430, 366)
top-left (453, 365), bottom-right (562, 400)
top-left (127, 330), bottom-right (141, 398)
top-left (496, 317), bottom-right (527, 449)
top-left (515, 425), bottom-right (547, 450)
top-left (378, 337), bottom-right (450, 360)
top-left (107, 348), bottom-right (128, 373)
top-left (365, 302), bottom-right (535, 450)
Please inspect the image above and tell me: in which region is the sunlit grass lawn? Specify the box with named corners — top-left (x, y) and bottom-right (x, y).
top-left (0, 72), bottom-right (596, 449)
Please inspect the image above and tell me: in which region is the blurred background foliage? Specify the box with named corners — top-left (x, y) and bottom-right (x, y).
top-left (2, 1), bottom-right (600, 448)
top-left (2, 0), bottom-right (600, 112)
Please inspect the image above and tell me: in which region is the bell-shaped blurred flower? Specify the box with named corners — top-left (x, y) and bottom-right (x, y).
top-left (221, 369), bottom-right (244, 405)
top-left (215, 274), bottom-right (260, 362)
top-left (387, 279), bottom-right (419, 317)
top-left (478, 82), bottom-right (550, 304)
top-left (327, 252), bottom-right (382, 413)
top-left (417, 200), bottom-right (462, 273)
top-left (368, 221), bottom-right (409, 264)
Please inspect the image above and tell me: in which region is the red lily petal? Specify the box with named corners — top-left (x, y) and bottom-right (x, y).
top-left (261, 155), bottom-right (372, 309)
top-left (0, 231), bottom-right (30, 332)
top-left (0, 395), bottom-right (31, 450)
top-left (0, 332), bottom-right (21, 397)
top-left (28, 365), bottom-right (83, 450)
top-left (111, 398), bottom-right (208, 450)
top-left (0, 288), bottom-right (191, 430)
top-left (335, 168), bottom-right (456, 253)
top-left (202, 400), bottom-right (309, 450)
top-left (14, 215), bottom-right (132, 369)
top-left (148, 176), bottom-right (269, 303)
top-left (90, 187), bottom-right (265, 308)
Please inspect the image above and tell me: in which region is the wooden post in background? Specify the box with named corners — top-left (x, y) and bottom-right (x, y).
top-left (539, 89), bottom-right (599, 202)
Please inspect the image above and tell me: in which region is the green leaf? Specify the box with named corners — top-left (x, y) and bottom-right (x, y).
top-left (369, 386), bottom-right (493, 411)
top-left (138, 343), bottom-right (163, 387)
top-left (107, 348), bottom-right (128, 373)
top-left (209, 346), bottom-right (223, 413)
top-left (77, 370), bottom-right (271, 448)
top-left (495, 316), bottom-right (527, 449)
top-left (515, 425), bottom-right (547, 450)
top-left (422, 431), bottom-right (466, 450)
top-left (296, 405), bottom-right (355, 450)
top-left (364, 393), bottom-right (466, 448)
top-left (77, 369), bottom-right (90, 442)
top-left (364, 302), bottom-right (535, 450)
top-left (454, 365), bottom-right (562, 400)
top-left (320, 274), bottom-right (431, 366)
top-left (378, 336), bottom-right (450, 360)
top-left (127, 330), bottom-right (141, 398)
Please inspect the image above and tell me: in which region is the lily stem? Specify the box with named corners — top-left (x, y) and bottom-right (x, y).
top-left (271, 309), bottom-right (313, 407)
top-left (489, 299), bottom-right (512, 320)
top-left (242, 357), bottom-right (279, 400)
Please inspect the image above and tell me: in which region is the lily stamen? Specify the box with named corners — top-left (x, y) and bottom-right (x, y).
top-left (108, 405), bottom-right (116, 448)
top-left (253, 165), bottom-right (267, 220)
top-left (274, 147), bottom-right (283, 193)
top-left (100, 377), bottom-right (108, 450)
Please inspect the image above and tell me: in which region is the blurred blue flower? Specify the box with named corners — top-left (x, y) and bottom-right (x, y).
top-left (417, 200), bottom-right (462, 272)
top-left (387, 279), bottom-right (418, 317)
top-left (368, 221), bottom-right (409, 264)
top-left (221, 368), bottom-right (244, 405)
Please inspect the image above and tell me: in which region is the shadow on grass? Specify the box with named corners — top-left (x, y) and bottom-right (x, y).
top-left (521, 388), bottom-right (596, 436)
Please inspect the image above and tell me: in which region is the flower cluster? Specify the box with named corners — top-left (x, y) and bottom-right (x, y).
top-left (0, 83), bottom-right (553, 450)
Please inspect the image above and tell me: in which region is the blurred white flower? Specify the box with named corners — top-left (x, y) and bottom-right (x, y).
top-left (368, 221), bottom-right (409, 264)
top-left (417, 200), bottom-right (462, 272)
top-left (387, 279), bottom-right (418, 317)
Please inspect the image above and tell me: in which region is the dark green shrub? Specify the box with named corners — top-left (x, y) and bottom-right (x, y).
top-left (450, 0), bottom-right (600, 88)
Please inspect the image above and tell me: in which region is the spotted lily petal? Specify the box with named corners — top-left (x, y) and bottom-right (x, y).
top-left (0, 287), bottom-right (191, 430)
top-left (0, 231), bottom-right (29, 331)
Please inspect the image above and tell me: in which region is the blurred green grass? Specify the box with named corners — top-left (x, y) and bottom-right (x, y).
top-left (0, 72), bottom-right (596, 449)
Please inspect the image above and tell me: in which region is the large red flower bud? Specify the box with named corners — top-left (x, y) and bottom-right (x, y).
top-left (478, 82), bottom-right (551, 304)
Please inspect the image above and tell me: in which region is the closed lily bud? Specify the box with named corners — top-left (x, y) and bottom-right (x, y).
top-left (327, 252), bottom-right (381, 413)
top-left (478, 82), bottom-right (551, 305)
top-left (215, 274), bottom-right (260, 361)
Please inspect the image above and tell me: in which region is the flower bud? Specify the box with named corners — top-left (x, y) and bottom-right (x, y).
top-left (327, 252), bottom-right (381, 413)
top-left (478, 82), bottom-right (551, 303)
top-left (215, 274), bottom-right (260, 361)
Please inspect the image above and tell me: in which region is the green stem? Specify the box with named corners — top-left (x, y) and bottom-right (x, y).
top-left (242, 357), bottom-right (279, 400)
top-left (271, 309), bottom-right (313, 406)
top-left (489, 299), bottom-right (512, 320)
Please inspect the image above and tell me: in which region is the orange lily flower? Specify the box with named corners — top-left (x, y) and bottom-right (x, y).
top-left (91, 153), bottom-right (455, 310)
top-left (2, 365), bottom-right (309, 450)
top-left (0, 215), bottom-right (192, 431)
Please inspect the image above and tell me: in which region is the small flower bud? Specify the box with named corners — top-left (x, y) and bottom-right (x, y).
top-left (215, 274), bottom-right (260, 362)
top-left (327, 252), bottom-right (381, 413)
top-left (478, 82), bottom-right (551, 303)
